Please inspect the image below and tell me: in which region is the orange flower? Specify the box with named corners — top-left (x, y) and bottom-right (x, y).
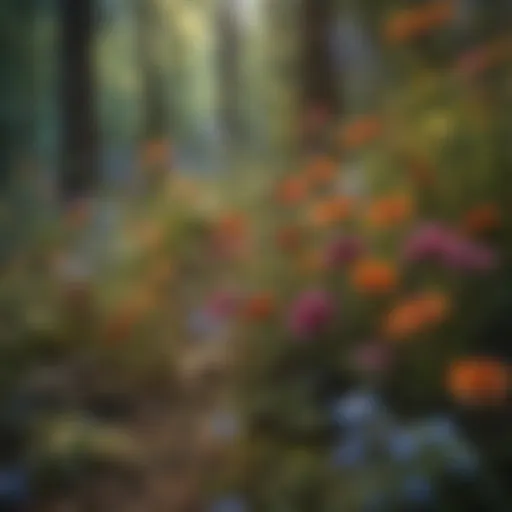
top-left (384, 1), bottom-right (455, 44)
top-left (305, 156), bottom-right (337, 186)
top-left (308, 197), bottom-right (353, 227)
top-left (384, 302), bottom-right (424, 339)
top-left (366, 194), bottom-right (414, 227)
top-left (447, 357), bottom-right (509, 406)
top-left (275, 176), bottom-right (308, 205)
top-left (418, 292), bottom-right (451, 323)
top-left (383, 291), bottom-right (451, 339)
top-left (352, 259), bottom-right (398, 294)
top-left (463, 203), bottom-right (501, 235)
top-left (456, 36), bottom-right (512, 76)
top-left (244, 292), bottom-right (276, 321)
top-left (215, 212), bottom-right (247, 240)
top-left (141, 139), bottom-right (170, 167)
top-left (276, 225), bottom-right (303, 252)
top-left (341, 116), bottom-right (383, 149)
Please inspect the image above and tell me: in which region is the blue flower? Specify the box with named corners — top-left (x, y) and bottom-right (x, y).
top-left (401, 475), bottom-right (433, 505)
top-left (388, 428), bottom-right (420, 463)
top-left (331, 435), bottom-right (366, 468)
top-left (424, 416), bottom-right (458, 446)
top-left (331, 390), bottom-right (382, 429)
top-left (209, 496), bottom-right (247, 512)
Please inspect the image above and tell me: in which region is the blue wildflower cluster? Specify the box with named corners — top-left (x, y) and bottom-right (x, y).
top-left (328, 390), bottom-right (481, 510)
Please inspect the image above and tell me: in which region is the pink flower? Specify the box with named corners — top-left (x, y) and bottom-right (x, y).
top-left (403, 223), bottom-right (452, 262)
top-left (288, 290), bottom-right (335, 339)
top-left (458, 243), bottom-right (498, 272)
top-left (404, 223), bottom-right (498, 273)
top-left (325, 235), bottom-right (364, 267)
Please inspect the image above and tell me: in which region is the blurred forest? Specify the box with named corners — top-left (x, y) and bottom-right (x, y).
top-left (0, 1), bottom-right (512, 511)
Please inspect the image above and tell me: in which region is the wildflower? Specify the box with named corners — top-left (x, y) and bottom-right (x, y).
top-left (308, 197), bottom-right (353, 227)
top-left (366, 194), bottom-right (414, 228)
top-left (351, 259), bottom-right (398, 294)
top-left (384, 2), bottom-right (454, 44)
top-left (423, 416), bottom-right (458, 446)
top-left (403, 223), bottom-right (498, 272)
top-left (455, 37), bottom-right (512, 77)
top-left (244, 292), bottom-right (276, 321)
top-left (331, 434), bottom-right (366, 468)
top-left (305, 155), bottom-right (337, 187)
top-left (403, 222), bottom-right (451, 262)
top-left (341, 116), bottom-right (383, 149)
top-left (463, 203), bottom-right (501, 235)
top-left (383, 291), bottom-right (450, 340)
top-left (441, 237), bottom-right (498, 272)
top-left (275, 176), bottom-right (308, 205)
top-left (214, 212), bottom-right (247, 242)
top-left (212, 212), bottom-right (250, 260)
top-left (331, 390), bottom-right (383, 429)
top-left (324, 235), bottom-right (364, 267)
top-left (447, 357), bottom-right (509, 406)
top-left (388, 428), bottom-right (420, 463)
top-left (288, 290), bottom-right (335, 339)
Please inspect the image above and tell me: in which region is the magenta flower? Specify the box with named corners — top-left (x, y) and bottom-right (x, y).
top-left (288, 290), bottom-right (335, 339)
top-left (325, 235), bottom-right (364, 267)
top-left (403, 223), bottom-right (452, 263)
top-left (439, 235), bottom-right (498, 272)
top-left (404, 223), bottom-right (498, 273)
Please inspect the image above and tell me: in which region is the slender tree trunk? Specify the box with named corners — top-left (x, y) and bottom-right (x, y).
top-left (136, 0), bottom-right (169, 141)
top-left (0, 0), bottom-right (37, 189)
top-left (59, 0), bottom-right (99, 201)
top-left (217, 0), bottom-right (242, 150)
top-left (301, 0), bottom-right (339, 117)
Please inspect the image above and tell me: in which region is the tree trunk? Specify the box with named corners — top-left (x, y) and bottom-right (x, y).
top-left (301, 0), bottom-right (339, 117)
top-left (59, 0), bottom-right (99, 201)
top-left (0, 0), bottom-right (37, 189)
top-left (136, 0), bottom-right (169, 141)
top-left (217, 0), bottom-right (242, 149)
